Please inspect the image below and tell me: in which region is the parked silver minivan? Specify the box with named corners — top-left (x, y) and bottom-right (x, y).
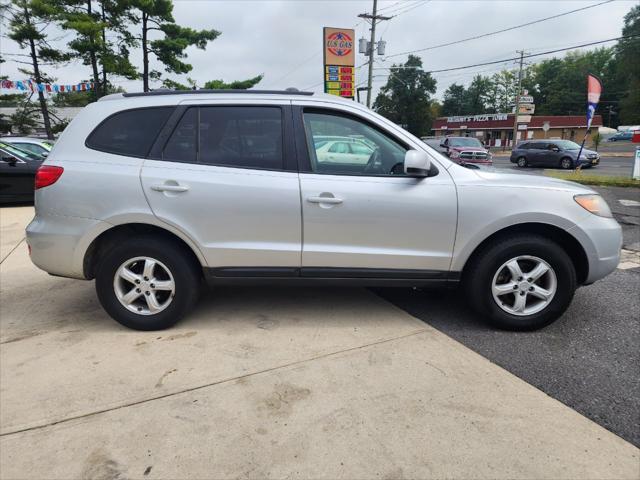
top-left (26, 90), bottom-right (622, 331)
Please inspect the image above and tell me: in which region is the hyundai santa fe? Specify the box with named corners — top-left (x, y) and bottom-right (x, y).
top-left (26, 89), bottom-right (622, 331)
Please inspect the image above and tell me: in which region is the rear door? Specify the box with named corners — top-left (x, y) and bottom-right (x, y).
top-left (141, 103), bottom-right (302, 270)
top-left (528, 142), bottom-right (548, 166)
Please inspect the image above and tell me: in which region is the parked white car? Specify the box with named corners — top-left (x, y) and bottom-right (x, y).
top-left (315, 139), bottom-right (374, 165)
top-left (26, 90), bottom-right (621, 331)
top-left (1, 137), bottom-right (53, 157)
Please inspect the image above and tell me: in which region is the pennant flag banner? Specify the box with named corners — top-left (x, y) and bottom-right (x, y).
top-left (0, 79), bottom-right (94, 93)
top-left (586, 74), bottom-right (603, 130)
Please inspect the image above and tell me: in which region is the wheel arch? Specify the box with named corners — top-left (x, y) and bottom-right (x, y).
top-left (83, 222), bottom-right (205, 280)
top-left (460, 222), bottom-right (589, 285)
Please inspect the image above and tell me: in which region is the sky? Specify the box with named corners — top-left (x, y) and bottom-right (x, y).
top-left (0, 0), bottom-right (635, 102)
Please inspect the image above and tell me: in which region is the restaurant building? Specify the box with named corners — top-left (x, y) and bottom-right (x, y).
top-left (431, 114), bottom-right (603, 147)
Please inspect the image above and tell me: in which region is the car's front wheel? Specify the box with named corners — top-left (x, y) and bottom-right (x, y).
top-left (465, 234), bottom-right (576, 330)
top-left (516, 156), bottom-right (527, 168)
top-left (95, 236), bottom-right (201, 330)
top-left (560, 157), bottom-right (574, 169)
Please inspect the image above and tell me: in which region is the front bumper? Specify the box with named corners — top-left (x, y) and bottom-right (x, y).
top-left (26, 212), bottom-right (110, 279)
top-left (568, 215), bottom-right (622, 284)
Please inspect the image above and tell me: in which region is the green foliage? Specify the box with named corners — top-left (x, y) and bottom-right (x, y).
top-left (591, 131), bottom-right (601, 151)
top-left (203, 75), bottom-right (263, 90)
top-left (437, 3), bottom-right (638, 125)
top-left (161, 75), bottom-right (263, 91)
top-left (373, 55), bottom-right (437, 136)
top-left (615, 4), bottom-right (640, 124)
top-left (546, 171), bottom-right (640, 188)
top-left (129, 0), bottom-right (220, 90)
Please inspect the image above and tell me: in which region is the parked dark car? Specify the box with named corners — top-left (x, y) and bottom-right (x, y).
top-left (510, 140), bottom-right (598, 169)
top-left (0, 142), bottom-right (45, 204)
top-left (606, 131), bottom-right (633, 142)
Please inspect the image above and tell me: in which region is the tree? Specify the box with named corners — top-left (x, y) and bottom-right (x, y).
top-left (373, 55), bottom-right (437, 136)
top-left (203, 75), bottom-right (263, 90)
top-left (464, 75), bottom-right (492, 114)
top-left (161, 74), bottom-right (263, 91)
top-left (441, 83), bottom-right (466, 116)
top-left (4, 0), bottom-right (70, 138)
top-left (615, 4), bottom-right (640, 124)
top-left (56, 0), bottom-right (138, 99)
top-left (129, 0), bottom-right (220, 91)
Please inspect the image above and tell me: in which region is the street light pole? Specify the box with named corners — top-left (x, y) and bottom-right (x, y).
top-left (511, 50), bottom-right (525, 149)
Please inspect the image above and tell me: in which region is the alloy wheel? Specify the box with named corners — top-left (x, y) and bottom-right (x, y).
top-left (491, 255), bottom-right (557, 316)
top-left (113, 256), bottom-right (175, 315)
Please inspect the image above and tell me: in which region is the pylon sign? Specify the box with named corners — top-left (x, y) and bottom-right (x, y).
top-left (323, 27), bottom-right (355, 99)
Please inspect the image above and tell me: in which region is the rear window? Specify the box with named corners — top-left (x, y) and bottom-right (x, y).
top-left (86, 107), bottom-right (174, 157)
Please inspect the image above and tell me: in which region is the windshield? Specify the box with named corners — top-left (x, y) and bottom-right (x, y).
top-left (0, 143), bottom-right (43, 161)
top-left (449, 137), bottom-right (483, 148)
top-left (554, 140), bottom-right (581, 150)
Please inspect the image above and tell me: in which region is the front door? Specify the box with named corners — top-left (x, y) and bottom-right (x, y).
top-left (141, 105), bottom-right (301, 269)
top-left (0, 150), bottom-right (39, 202)
top-left (296, 108), bottom-right (457, 275)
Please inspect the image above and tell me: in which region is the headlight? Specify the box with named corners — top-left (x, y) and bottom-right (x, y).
top-left (574, 194), bottom-right (613, 218)
top-left (450, 150), bottom-right (460, 158)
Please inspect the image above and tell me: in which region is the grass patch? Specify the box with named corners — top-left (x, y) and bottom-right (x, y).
top-left (545, 171), bottom-right (640, 188)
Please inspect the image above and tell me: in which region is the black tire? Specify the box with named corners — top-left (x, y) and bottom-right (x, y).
top-left (464, 234), bottom-right (576, 331)
top-left (95, 235), bottom-right (201, 330)
top-left (560, 157), bottom-right (574, 169)
top-left (516, 156), bottom-right (527, 168)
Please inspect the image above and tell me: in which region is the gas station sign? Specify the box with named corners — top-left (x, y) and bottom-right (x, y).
top-left (323, 27), bottom-right (355, 99)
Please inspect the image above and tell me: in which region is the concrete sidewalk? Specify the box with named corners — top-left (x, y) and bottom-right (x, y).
top-left (1, 207), bottom-right (639, 479)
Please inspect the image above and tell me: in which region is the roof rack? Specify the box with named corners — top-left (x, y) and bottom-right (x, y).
top-left (122, 89), bottom-right (314, 98)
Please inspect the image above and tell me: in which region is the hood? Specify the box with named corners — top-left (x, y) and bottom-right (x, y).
top-left (471, 169), bottom-right (596, 194)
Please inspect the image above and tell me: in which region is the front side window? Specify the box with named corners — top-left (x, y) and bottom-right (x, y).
top-left (87, 107), bottom-right (174, 157)
top-left (303, 111), bottom-right (408, 176)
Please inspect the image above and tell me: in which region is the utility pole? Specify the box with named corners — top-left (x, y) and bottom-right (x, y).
top-left (358, 0), bottom-right (390, 108)
top-left (511, 50), bottom-right (526, 149)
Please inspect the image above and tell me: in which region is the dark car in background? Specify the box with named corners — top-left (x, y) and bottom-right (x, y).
top-left (510, 139), bottom-right (598, 169)
top-left (606, 131), bottom-right (633, 142)
top-left (0, 142), bottom-right (45, 204)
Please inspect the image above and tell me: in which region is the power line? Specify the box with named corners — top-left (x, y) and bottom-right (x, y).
top-left (425, 35), bottom-right (636, 74)
top-left (385, 0), bottom-right (615, 59)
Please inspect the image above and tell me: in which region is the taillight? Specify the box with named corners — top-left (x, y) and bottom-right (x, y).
top-left (35, 165), bottom-right (64, 189)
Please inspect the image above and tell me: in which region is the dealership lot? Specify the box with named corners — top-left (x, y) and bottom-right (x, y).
top-left (1, 206), bottom-right (639, 478)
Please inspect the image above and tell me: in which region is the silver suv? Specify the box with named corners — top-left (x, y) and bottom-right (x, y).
top-left (26, 90), bottom-right (622, 331)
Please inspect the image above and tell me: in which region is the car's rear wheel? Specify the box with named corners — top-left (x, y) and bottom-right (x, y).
top-left (95, 236), bottom-right (200, 330)
top-left (516, 156), bottom-right (527, 168)
top-left (560, 157), bottom-right (573, 169)
top-left (465, 234), bottom-right (576, 330)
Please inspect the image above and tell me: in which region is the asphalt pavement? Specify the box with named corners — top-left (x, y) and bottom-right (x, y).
top-left (375, 185), bottom-right (640, 448)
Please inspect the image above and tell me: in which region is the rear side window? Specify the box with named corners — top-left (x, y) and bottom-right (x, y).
top-left (162, 106), bottom-right (284, 170)
top-left (87, 107), bottom-right (174, 157)
top-left (199, 107), bottom-right (283, 170)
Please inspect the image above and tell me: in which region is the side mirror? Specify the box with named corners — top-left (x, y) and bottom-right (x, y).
top-left (552, 147), bottom-right (560, 152)
top-left (404, 150), bottom-right (431, 177)
top-left (1, 156), bottom-right (17, 166)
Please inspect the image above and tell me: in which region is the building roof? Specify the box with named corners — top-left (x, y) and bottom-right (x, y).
top-left (432, 114), bottom-right (603, 131)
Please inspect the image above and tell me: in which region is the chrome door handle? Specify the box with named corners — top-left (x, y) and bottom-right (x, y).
top-left (151, 183), bottom-right (189, 193)
top-left (307, 196), bottom-right (343, 204)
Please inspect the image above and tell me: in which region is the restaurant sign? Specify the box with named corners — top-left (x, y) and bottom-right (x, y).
top-left (446, 113), bottom-right (508, 123)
